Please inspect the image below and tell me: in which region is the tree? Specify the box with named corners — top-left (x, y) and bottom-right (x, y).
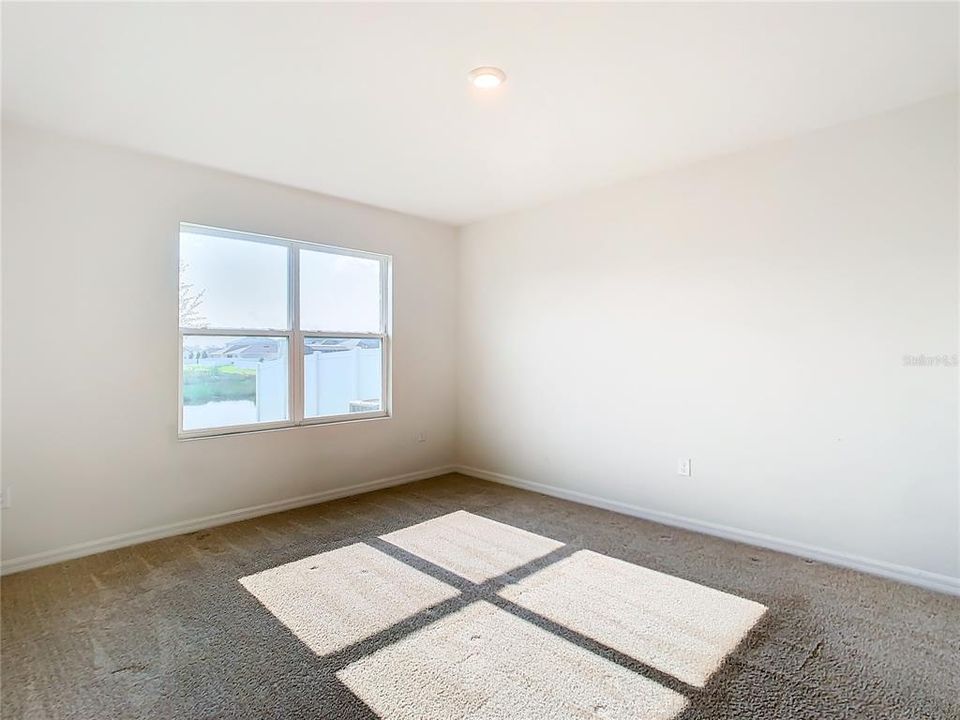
top-left (179, 261), bottom-right (207, 328)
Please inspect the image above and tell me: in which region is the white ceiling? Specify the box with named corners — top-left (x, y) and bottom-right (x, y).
top-left (3, 2), bottom-right (957, 225)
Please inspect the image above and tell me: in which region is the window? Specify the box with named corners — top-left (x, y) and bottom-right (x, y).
top-left (179, 223), bottom-right (390, 438)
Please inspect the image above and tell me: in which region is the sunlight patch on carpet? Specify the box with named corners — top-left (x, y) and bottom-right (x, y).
top-left (239, 543), bottom-right (458, 655)
top-left (379, 510), bottom-right (564, 583)
top-left (337, 600), bottom-right (688, 720)
top-left (498, 549), bottom-right (767, 688)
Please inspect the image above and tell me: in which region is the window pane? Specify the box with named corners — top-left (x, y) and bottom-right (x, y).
top-left (304, 337), bottom-right (382, 418)
top-left (182, 336), bottom-right (288, 430)
top-left (180, 229), bottom-right (289, 329)
top-left (300, 249), bottom-right (381, 332)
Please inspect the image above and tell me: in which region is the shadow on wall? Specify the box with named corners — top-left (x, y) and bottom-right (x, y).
top-left (239, 511), bottom-right (767, 719)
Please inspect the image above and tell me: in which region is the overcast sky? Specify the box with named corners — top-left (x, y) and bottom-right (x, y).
top-left (180, 230), bottom-right (381, 335)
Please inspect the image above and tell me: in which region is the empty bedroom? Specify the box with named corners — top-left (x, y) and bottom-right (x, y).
top-left (1, 2), bottom-right (958, 718)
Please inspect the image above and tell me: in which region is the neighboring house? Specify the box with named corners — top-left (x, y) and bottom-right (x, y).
top-left (305, 338), bottom-right (379, 354)
top-left (183, 337), bottom-right (376, 361)
top-left (209, 338), bottom-right (282, 360)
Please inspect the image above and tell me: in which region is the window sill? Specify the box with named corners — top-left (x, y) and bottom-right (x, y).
top-left (177, 412), bottom-right (390, 441)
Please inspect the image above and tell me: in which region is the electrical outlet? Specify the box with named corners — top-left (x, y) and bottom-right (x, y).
top-left (0, 487), bottom-right (10, 509)
top-left (416, 432), bottom-right (426, 443)
top-left (677, 459), bottom-right (692, 477)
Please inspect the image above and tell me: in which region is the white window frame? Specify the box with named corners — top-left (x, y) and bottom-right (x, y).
top-left (178, 223), bottom-right (392, 440)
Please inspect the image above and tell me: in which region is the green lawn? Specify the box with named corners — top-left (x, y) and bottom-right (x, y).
top-left (183, 363), bottom-right (256, 405)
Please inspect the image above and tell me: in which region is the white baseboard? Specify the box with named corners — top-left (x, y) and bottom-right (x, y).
top-left (0, 465), bottom-right (456, 576)
top-left (7, 462), bottom-right (957, 596)
top-left (454, 465), bottom-right (960, 597)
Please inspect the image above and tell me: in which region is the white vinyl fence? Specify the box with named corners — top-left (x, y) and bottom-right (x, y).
top-left (183, 348), bottom-right (381, 429)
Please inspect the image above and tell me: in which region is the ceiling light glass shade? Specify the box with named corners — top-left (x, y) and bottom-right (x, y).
top-left (469, 67), bottom-right (506, 89)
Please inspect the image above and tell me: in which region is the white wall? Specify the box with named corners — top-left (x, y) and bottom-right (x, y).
top-left (1, 123), bottom-right (458, 564)
top-left (458, 95), bottom-right (959, 580)
top-left (4, 96), bottom-right (958, 586)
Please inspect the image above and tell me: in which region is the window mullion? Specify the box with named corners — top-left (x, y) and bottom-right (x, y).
top-left (380, 256), bottom-right (389, 335)
top-left (381, 256), bottom-right (390, 417)
top-left (300, 331), bottom-right (385, 340)
top-left (179, 327), bottom-right (290, 337)
top-left (290, 246), bottom-right (303, 425)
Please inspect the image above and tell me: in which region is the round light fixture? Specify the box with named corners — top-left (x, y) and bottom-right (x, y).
top-left (469, 66), bottom-right (506, 89)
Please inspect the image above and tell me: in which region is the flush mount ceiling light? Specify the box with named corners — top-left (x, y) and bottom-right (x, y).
top-left (468, 66), bottom-right (506, 89)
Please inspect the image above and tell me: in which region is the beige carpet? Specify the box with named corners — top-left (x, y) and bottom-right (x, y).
top-left (338, 601), bottom-right (687, 720)
top-left (500, 548), bottom-right (767, 688)
top-left (239, 542), bottom-right (459, 656)
top-left (239, 510), bottom-right (763, 719)
top-left (2, 473), bottom-right (958, 719)
top-left (380, 509), bottom-right (565, 582)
